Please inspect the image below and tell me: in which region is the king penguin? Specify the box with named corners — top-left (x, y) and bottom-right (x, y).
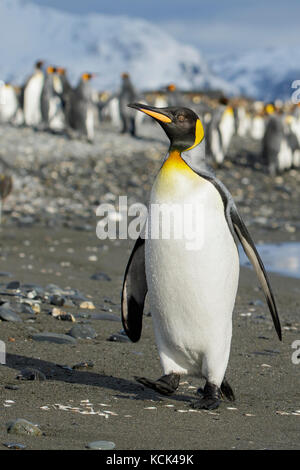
top-left (68, 73), bottom-right (95, 142)
top-left (207, 98), bottom-right (235, 166)
top-left (121, 104), bottom-right (281, 410)
top-left (23, 60), bottom-right (45, 127)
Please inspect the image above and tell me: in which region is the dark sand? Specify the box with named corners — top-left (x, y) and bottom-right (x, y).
top-left (0, 225), bottom-right (299, 450)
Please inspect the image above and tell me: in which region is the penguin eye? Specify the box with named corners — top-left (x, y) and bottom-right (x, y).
top-left (177, 114), bottom-right (186, 123)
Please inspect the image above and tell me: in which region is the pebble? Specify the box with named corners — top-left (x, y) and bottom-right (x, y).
top-left (6, 419), bottom-right (43, 437)
top-left (16, 367), bottom-right (47, 381)
top-left (0, 307), bottom-right (22, 322)
top-left (72, 361), bottom-right (94, 370)
top-left (86, 440), bottom-right (116, 450)
top-left (68, 325), bottom-right (97, 339)
top-left (3, 442), bottom-right (26, 450)
top-left (51, 308), bottom-right (76, 322)
top-left (90, 272), bottom-right (111, 281)
top-left (31, 332), bottom-right (77, 344)
top-left (5, 385), bottom-right (19, 390)
top-left (6, 281), bottom-right (20, 290)
top-left (50, 295), bottom-right (65, 306)
top-left (79, 301), bottom-right (95, 310)
top-left (108, 330), bottom-right (130, 343)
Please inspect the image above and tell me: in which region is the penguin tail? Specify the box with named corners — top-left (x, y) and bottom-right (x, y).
top-left (221, 378), bottom-right (235, 402)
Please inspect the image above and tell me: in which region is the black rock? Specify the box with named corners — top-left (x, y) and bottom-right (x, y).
top-left (0, 307), bottom-right (22, 322)
top-left (90, 272), bottom-right (111, 281)
top-left (50, 295), bottom-right (65, 307)
top-left (31, 332), bottom-right (76, 344)
top-left (3, 442), bottom-right (26, 450)
top-left (16, 368), bottom-right (46, 381)
top-left (6, 281), bottom-right (20, 290)
top-left (67, 325), bottom-right (97, 339)
top-left (108, 331), bottom-right (130, 343)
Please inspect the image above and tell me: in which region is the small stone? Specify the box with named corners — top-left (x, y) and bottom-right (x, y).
top-left (6, 281), bottom-right (20, 290)
top-left (7, 419), bottom-right (43, 437)
top-left (50, 295), bottom-right (65, 306)
top-left (79, 301), bottom-right (95, 310)
top-left (72, 361), bottom-right (94, 370)
top-left (86, 440), bottom-right (116, 450)
top-left (108, 331), bottom-right (130, 343)
top-left (3, 442), bottom-right (26, 450)
top-left (51, 307), bottom-right (75, 321)
top-left (68, 325), bottom-right (97, 339)
top-left (0, 307), bottom-right (22, 322)
top-left (90, 272), bottom-right (111, 281)
top-left (31, 332), bottom-right (76, 344)
top-left (5, 385), bottom-right (19, 390)
top-left (16, 368), bottom-right (46, 381)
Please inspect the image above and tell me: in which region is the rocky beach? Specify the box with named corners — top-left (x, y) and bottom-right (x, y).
top-left (0, 122), bottom-right (299, 450)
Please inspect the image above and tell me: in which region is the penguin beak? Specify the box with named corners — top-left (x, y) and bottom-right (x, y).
top-left (128, 103), bottom-right (172, 123)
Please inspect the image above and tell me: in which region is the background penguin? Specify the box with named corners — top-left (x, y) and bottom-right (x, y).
top-left (0, 82), bottom-right (19, 124)
top-left (23, 60), bottom-right (45, 127)
top-left (262, 110), bottom-right (292, 175)
top-left (206, 97), bottom-right (235, 166)
top-left (56, 67), bottom-right (73, 126)
top-left (285, 114), bottom-right (300, 168)
top-left (122, 103), bottom-right (281, 410)
top-left (41, 66), bottom-right (65, 132)
top-left (165, 83), bottom-right (186, 107)
top-left (68, 73), bottom-right (96, 142)
top-left (118, 73), bottom-right (140, 136)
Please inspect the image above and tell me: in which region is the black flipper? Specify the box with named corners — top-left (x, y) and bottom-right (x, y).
top-left (121, 236), bottom-right (147, 342)
top-left (230, 204), bottom-right (282, 341)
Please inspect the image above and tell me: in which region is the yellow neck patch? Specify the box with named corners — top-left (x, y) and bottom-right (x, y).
top-left (186, 119), bottom-right (204, 151)
top-left (155, 150), bottom-right (199, 198)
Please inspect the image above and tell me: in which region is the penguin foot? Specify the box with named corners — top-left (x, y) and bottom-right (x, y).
top-left (135, 373), bottom-right (180, 396)
top-left (191, 382), bottom-right (221, 410)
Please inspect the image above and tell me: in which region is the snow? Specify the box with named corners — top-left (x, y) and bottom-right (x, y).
top-left (0, 0), bottom-right (235, 94)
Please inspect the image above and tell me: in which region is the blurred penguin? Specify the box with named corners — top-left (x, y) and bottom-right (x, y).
top-left (285, 114), bottom-right (300, 169)
top-left (262, 107), bottom-right (292, 175)
top-left (165, 83), bottom-right (186, 107)
top-left (41, 66), bottom-right (65, 131)
top-left (206, 97), bottom-right (235, 166)
top-left (23, 60), bottom-right (45, 127)
top-left (0, 82), bottom-right (19, 124)
top-left (119, 73), bottom-right (140, 136)
top-left (56, 67), bottom-right (73, 123)
top-left (68, 73), bottom-right (96, 142)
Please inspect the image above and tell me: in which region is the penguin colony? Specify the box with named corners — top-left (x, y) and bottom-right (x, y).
top-left (0, 61), bottom-right (299, 173)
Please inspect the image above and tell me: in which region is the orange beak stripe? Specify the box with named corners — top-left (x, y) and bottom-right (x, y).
top-left (140, 108), bottom-right (172, 123)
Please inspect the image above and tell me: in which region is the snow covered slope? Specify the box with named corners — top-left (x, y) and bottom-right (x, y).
top-left (210, 48), bottom-right (300, 101)
top-left (0, 0), bottom-right (235, 93)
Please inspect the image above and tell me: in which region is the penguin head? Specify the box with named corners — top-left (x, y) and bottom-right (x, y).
top-left (47, 66), bottom-right (56, 74)
top-left (82, 73), bottom-right (95, 81)
top-left (128, 103), bottom-right (204, 151)
top-left (35, 60), bottom-right (44, 70)
top-left (57, 67), bottom-right (66, 76)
